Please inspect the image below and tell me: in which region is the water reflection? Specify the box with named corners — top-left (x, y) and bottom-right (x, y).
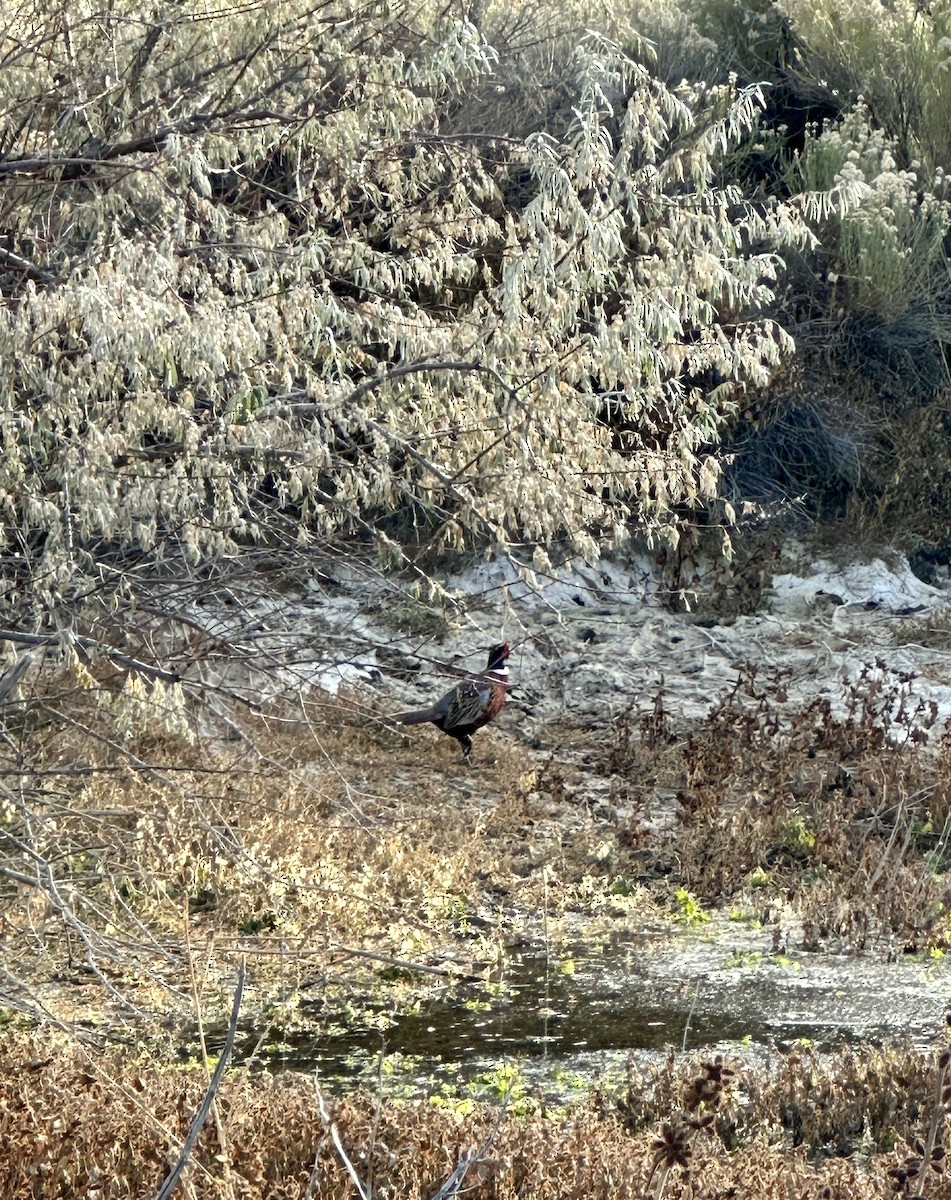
top-left (198, 931), bottom-right (951, 1096)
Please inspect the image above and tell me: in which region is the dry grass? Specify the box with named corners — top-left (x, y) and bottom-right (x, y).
top-left (0, 664), bottom-right (615, 1036)
top-left (4, 650), bottom-right (951, 1039)
top-left (611, 664), bottom-right (951, 949)
top-left (891, 610), bottom-right (951, 654)
top-left (6, 651), bottom-right (951, 1196)
top-left (3, 1029), bottom-right (946, 1200)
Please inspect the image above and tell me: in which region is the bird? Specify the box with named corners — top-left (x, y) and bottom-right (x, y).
top-left (394, 642), bottom-right (511, 760)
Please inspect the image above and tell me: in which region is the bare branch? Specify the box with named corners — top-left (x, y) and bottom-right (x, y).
top-left (428, 1122), bottom-right (501, 1200)
top-left (0, 245), bottom-right (57, 284)
top-left (0, 629), bottom-right (180, 684)
top-left (0, 650), bottom-right (37, 703)
top-left (316, 1079), bottom-right (370, 1200)
top-left (154, 959), bottom-right (246, 1200)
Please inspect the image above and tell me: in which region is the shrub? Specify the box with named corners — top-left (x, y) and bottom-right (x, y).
top-left (782, 0), bottom-right (951, 172)
top-left (0, 0), bottom-right (817, 612)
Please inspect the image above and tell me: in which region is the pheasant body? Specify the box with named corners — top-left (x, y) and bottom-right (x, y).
top-left (395, 643), bottom-right (510, 759)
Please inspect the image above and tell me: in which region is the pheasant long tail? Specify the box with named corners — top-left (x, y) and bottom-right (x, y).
top-left (394, 707), bottom-right (438, 725)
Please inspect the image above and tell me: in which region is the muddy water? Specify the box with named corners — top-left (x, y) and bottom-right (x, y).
top-left (219, 919), bottom-right (951, 1097)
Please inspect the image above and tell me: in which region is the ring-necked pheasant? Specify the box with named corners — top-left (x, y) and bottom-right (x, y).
top-left (395, 642), bottom-right (511, 760)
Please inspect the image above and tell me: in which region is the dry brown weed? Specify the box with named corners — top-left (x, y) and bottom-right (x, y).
top-left (0, 1031), bottom-right (931, 1200)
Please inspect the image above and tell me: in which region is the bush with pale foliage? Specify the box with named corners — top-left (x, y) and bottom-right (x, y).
top-left (0, 0), bottom-right (821, 607)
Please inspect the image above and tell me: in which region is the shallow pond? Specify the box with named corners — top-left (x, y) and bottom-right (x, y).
top-left (210, 919), bottom-right (951, 1099)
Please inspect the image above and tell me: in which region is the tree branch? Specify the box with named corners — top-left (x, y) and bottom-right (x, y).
top-left (0, 246), bottom-right (57, 285)
top-left (154, 959), bottom-right (246, 1200)
top-left (0, 629), bottom-right (181, 683)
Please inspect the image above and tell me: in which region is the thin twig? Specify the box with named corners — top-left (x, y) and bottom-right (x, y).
top-left (316, 1079), bottom-right (371, 1200)
top-left (324, 942), bottom-right (481, 981)
top-left (0, 650), bottom-right (36, 703)
top-left (154, 958), bottom-right (246, 1200)
top-left (428, 1120), bottom-right (501, 1200)
top-left (0, 246), bottom-right (56, 284)
top-left (0, 628), bottom-right (181, 683)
